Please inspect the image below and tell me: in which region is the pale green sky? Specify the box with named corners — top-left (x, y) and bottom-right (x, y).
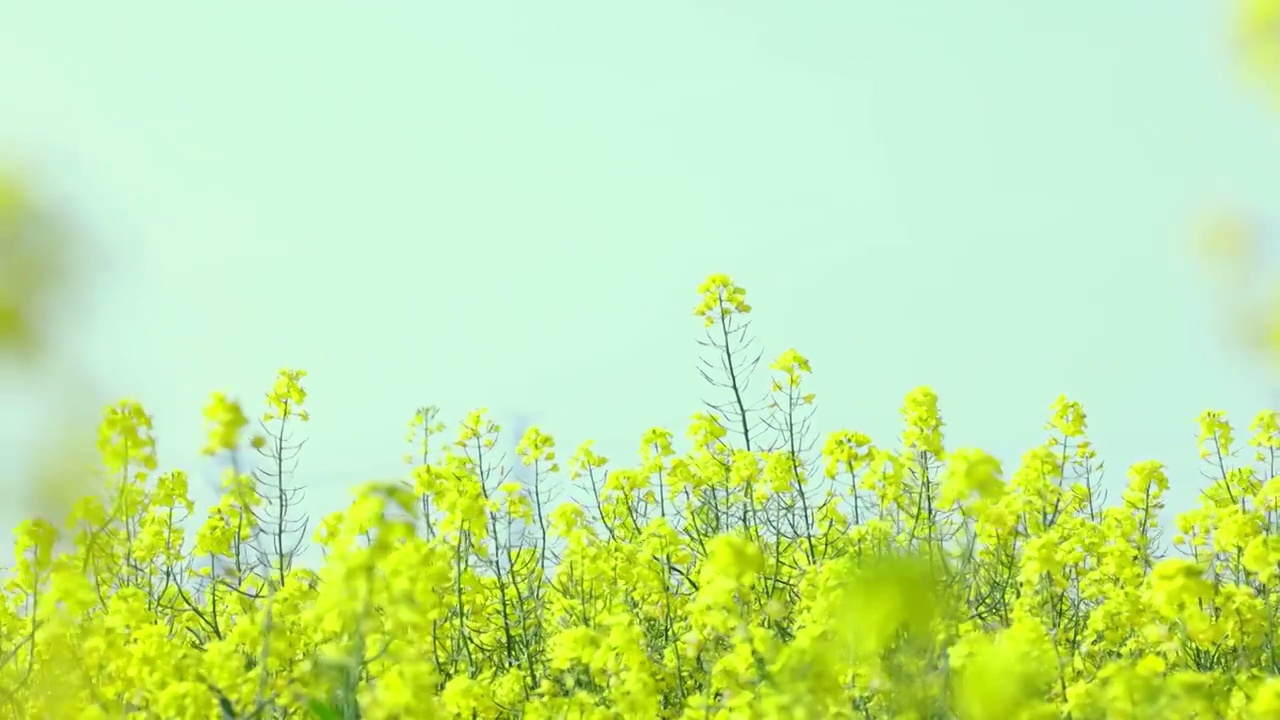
top-left (2, 2), bottom-right (1279, 554)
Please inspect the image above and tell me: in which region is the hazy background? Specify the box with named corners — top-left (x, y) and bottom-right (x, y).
top-left (2, 2), bottom-right (1278, 561)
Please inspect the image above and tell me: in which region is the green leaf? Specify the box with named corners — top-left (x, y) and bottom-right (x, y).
top-left (306, 698), bottom-right (344, 720)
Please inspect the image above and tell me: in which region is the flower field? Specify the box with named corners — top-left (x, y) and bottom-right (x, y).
top-left (0, 272), bottom-right (1279, 718)
top-left (2, 3), bottom-right (1280, 718)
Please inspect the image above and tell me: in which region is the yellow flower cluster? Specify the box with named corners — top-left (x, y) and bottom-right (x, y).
top-left (0, 169), bottom-right (65, 362)
top-left (1239, 0), bottom-right (1280, 107)
top-left (4, 276), bottom-right (1280, 719)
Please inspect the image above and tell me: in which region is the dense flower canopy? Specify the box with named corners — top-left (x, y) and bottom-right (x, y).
top-left (1, 273), bottom-right (1280, 719)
